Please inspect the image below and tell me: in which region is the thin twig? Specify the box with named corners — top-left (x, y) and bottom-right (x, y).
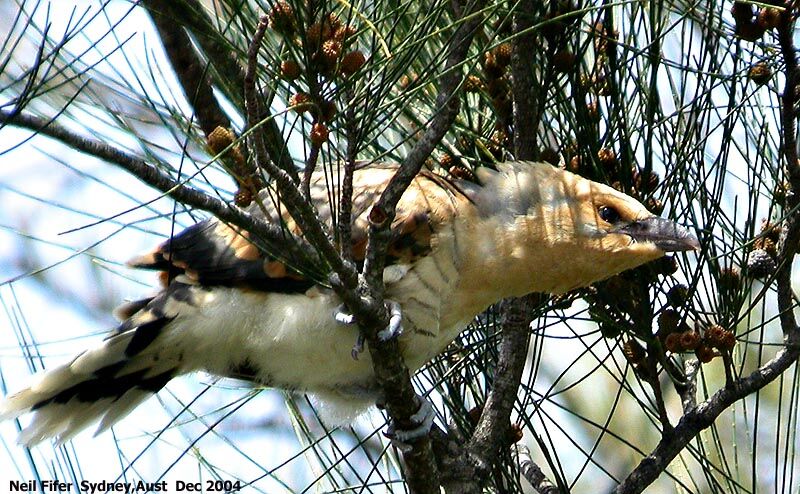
top-left (777, 4), bottom-right (800, 192)
top-left (775, 2), bottom-right (800, 339)
top-left (644, 344), bottom-right (673, 434)
top-left (721, 351), bottom-right (735, 389)
top-left (245, 16), bottom-right (299, 183)
top-left (679, 359), bottom-right (699, 412)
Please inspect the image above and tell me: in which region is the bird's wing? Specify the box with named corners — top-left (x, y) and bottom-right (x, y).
top-left (127, 165), bottom-right (472, 295)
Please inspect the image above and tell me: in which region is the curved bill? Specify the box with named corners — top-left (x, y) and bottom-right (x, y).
top-left (614, 216), bottom-right (700, 252)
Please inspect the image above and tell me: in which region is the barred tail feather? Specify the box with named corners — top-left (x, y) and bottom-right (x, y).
top-left (17, 398), bottom-right (116, 446)
top-left (0, 290), bottom-right (189, 446)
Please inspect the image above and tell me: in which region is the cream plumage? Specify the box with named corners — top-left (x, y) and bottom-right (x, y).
top-left (0, 161), bottom-right (698, 445)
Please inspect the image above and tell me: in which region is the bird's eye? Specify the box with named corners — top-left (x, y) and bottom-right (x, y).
top-left (598, 205), bottom-right (621, 223)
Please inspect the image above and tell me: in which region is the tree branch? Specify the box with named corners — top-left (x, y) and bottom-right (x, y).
top-left (337, 86), bottom-right (359, 264)
top-left (775, 2), bottom-right (800, 337)
top-left (350, 3), bottom-right (485, 492)
top-left (510, 1), bottom-right (539, 159)
top-left (614, 340), bottom-right (800, 493)
top-left (244, 15), bottom-right (299, 184)
top-left (142, 0), bottom-right (229, 136)
top-left (440, 295), bottom-right (542, 493)
top-left (515, 445), bottom-right (560, 494)
top-left (453, 2), bottom-right (541, 487)
top-left (467, 295), bottom-right (538, 473)
top-left (143, 0), bottom-right (265, 199)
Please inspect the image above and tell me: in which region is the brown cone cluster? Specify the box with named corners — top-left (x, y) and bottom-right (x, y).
top-left (267, 6), bottom-right (367, 148)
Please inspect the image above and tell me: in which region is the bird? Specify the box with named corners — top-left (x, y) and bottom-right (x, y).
top-left (0, 161), bottom-right (698, 445)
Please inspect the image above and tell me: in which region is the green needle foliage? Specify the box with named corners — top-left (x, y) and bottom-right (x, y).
top-left (0, 1), bottom-right (799, 493)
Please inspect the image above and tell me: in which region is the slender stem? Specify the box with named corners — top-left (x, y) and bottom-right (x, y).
top-left (364, 0), bottom-right (484, 283)
top-left (645, 343), bottom-right (673, 434)
top-left (776, 2), bottom-right (800, 339)
top-left (245, 16), bottom-right (299, 183)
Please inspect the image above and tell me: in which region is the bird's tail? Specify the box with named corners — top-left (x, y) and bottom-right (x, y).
top-left (0, 289), bottom-right (189, 446)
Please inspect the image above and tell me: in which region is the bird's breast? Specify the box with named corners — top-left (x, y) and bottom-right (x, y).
top-left (170, 225), bottom-right (472, 395)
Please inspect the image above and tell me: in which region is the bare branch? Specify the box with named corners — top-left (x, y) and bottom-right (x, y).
top-left (510, 2), bottom-right (539, 159)
top-left (468, 295), bottom-right (538, 469)
top-left (302, 142), bottom-right (321, 200)
top-left (775, 2), bottom-right (800, 336)
top-left (678, 359), bottom-right (699, 412)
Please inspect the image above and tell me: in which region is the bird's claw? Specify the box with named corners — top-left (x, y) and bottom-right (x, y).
top-left (334, 304), bottom-right (356, 325)
top-left (350, 333), bottom-right (365, 360)
top-left (377, 300), bottom-right (403, 341)
top-left (334, 301), bottom-right (404, 359)
top-left (335, 304), bottom-right (364, 359)
top-left (383, 398), bottom-right (435, 450)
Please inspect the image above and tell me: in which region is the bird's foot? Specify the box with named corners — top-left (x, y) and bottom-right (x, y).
top-left (333, 305), bottom-right (356, 325)
top-left (334, 304), bottom-right (363, 359)
top-left (377, 300), bottom-right (404, 342)
top-left (382, 398), bottom-right (435, 450)
top-left (333, 300), bottom-right (404, 360)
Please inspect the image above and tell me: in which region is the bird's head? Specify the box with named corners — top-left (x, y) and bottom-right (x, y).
top-left (473, 162), bottom-right (699, 294)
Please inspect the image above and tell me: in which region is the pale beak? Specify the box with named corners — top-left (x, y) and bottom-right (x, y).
top-left (614, 216), bottom-right (700, 252)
